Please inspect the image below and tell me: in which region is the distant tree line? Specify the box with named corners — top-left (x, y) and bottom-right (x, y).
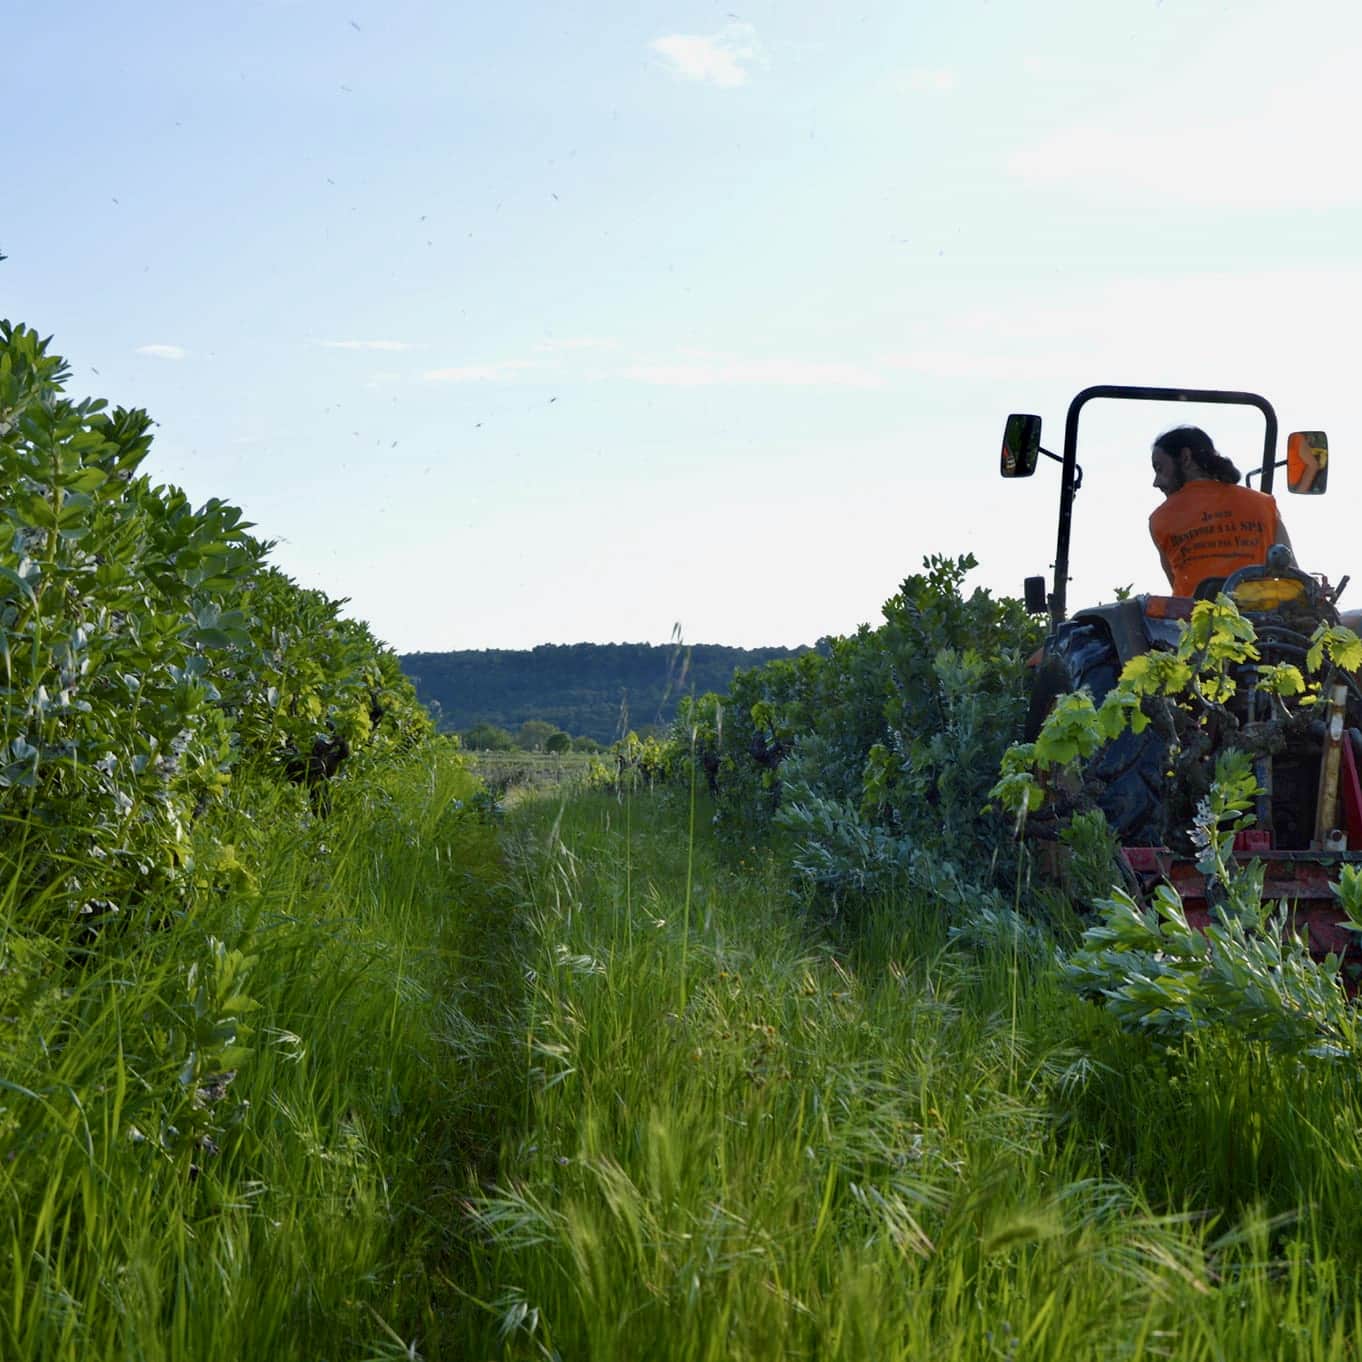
top-left (399, 642), bottom-right (814, 746)
top-left (461, 719), bottom-right (603, 753)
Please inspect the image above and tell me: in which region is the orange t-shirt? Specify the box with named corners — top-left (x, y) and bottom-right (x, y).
top-left (1148, 480), bottom-right (1279, 597)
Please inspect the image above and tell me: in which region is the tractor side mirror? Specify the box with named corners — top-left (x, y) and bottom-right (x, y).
top-left (1000, 414), bottom-right (1042, 478)
top-left (1286, 431), bottom-right (1328, 494)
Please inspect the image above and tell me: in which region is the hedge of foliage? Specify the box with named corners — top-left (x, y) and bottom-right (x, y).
top-left (667, 554), bottom-right (1044, 908)
top-left (0, 321), bottom-right (433, 924)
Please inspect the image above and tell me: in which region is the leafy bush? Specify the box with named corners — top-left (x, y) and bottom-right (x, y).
top-left (0, 321), bottom-right (431, 921)
top-left (462, 721), bottom-right (517, 751)
top-left (672, 554), bottom-right (1042, 906)
top-left (1064, 752), bottom-right (1360, 1059)
top-left (586, 729), bottom-right (674, 793)
top-left (517, 719), bottom-right (559, 751)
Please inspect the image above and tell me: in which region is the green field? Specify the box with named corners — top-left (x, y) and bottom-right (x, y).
top-left (463, 748), bottom-right (600, 803)
top-left (9, 750), bottom-right (1362, 1358)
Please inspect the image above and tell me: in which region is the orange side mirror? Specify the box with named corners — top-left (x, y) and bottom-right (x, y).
top-left (1287, 431), bottom-right (1329, 494)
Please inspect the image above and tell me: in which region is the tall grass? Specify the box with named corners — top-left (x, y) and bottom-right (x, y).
top-left (0, 743), bottom-right (514, 1361)
top-left (458, 789), bottom-right (1362, 1360)
top-left (12, 755), bottom-right (1362, 1358)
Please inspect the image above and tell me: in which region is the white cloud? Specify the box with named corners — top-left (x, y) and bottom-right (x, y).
top-left (613, 358), bottom-right (885, 389)
top-left (533, 336), bottom-right (618, 352)
top-left (317, 339), bottom-right (421, 352)
top-left (1008, 25), bottom-right (1362, 206)
top-left (879, 268), bottom-right (1362, 432)
top-left (879, 348), bottom-right (1089, 383)
top-left (135, 344), bottom-right (187, 360)
top-left (419, 359), bottom-right (539, 383)
top-left (416, 342), bottom-right (882, 389)
top-left (650, 23), bottom-right (762, 88)
top-left (902, 68), bottom-right (956, 94)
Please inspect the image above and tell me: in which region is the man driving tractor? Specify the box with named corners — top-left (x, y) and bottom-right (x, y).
top-left (1001, 389), bottom-right (1362, 961)
top-left (1148, 424), bottom-right (1293, 597)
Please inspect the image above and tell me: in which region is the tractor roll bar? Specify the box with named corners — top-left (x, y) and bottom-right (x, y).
top-left (1051, 385), bottom-right (1278, 625)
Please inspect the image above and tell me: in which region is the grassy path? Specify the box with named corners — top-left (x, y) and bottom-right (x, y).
top-left (0, 746), bottom-right (517, 1361)
top-left (7, 765), bottom-right (1362, 1358)
top-left (454, 786), bottom-right (1362, 1360)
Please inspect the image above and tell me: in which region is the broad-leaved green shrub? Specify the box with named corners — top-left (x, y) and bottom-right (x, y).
top-left (0, 321), bottom-right (431, 922)
top-left (1065, 752), bottom-right (1361, 1059)
top-left (672, 554), bottom-right (1041, 905)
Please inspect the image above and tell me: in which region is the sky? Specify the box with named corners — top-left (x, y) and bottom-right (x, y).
top-left (6, 0), bottom-right (1362, 652)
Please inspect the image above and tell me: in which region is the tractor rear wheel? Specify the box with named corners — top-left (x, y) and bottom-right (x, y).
top-left (1026, 620), bottom-right (1169, 845)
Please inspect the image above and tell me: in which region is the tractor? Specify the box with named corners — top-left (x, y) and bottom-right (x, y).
top-left (1000, 385), bottom-right (1362, 958)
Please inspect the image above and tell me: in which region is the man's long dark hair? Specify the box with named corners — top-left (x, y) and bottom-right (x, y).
top-left (1154, 425), bottom-right (1241, 485)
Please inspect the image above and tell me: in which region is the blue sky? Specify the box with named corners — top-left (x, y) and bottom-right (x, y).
top-left (7, 0), bottom-right (1362, 650)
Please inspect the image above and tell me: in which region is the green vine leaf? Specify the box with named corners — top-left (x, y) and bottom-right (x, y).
top-left (1307, 624), bottom-right (1362, 675)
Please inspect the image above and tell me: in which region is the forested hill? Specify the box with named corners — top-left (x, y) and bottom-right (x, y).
top-left (399, 642), bottom-right (813, 744)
